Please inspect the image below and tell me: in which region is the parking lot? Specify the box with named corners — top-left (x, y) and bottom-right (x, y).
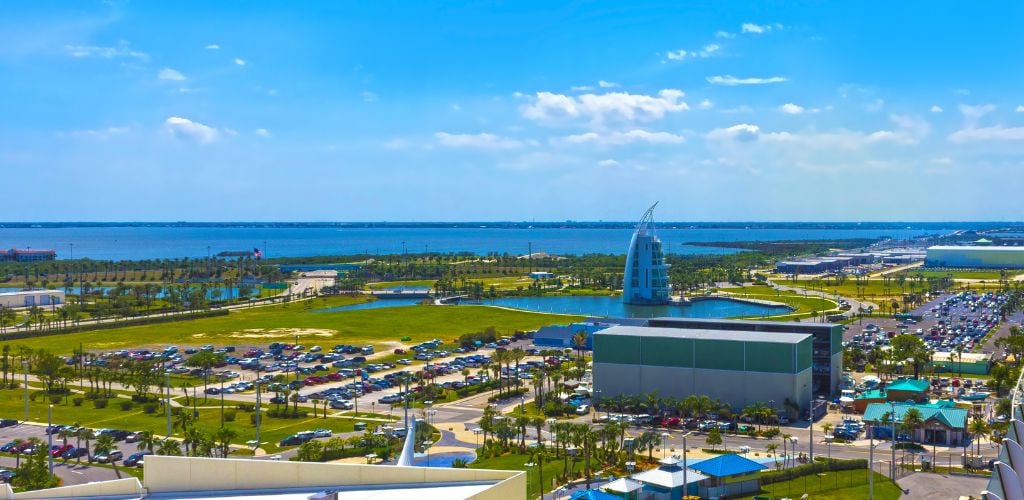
top-left (844, 291), bottom-right (1008, 359)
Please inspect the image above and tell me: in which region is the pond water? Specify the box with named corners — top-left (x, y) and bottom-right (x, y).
top-left (315, 295), bottom-right (790, 319)
top-left (411, 451), bottom-right (476, 468)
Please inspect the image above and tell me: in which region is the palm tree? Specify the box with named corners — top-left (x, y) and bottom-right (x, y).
top-left (781, 432), bottom-right (791, 468)
top-left (157, 438), bottom-right (182, 456)
top-left (93, 434), bottom-right (122, 479)
top-left (137, 430), bottom-right (158, 454)
top-left (77, 428), bottom-right (95, 465)
top-left (821, 423), bottom-right (833, 458)
top-left (901, 408), bottom-right (924, 444)
top-left (969, 417), bottom-right (989, 458)
top-left (213, 427), bottom-right (237, 458)
top-left (766, 443), bottom-right (780, 468)
top-left (184, 427), bottom-right (204, 457)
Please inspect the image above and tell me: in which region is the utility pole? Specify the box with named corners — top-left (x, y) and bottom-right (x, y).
top-left (165, 373), bottom-right (172, 437)
top-left (890, 401), bottom-right (897, 481)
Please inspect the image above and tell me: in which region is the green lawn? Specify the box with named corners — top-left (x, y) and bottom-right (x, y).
top-left (737, 471), bottom-right (901, 500)
top-left (716, 287), bottom-right (837, 319)
top-left (471, 451), bottom-right (591, 498)
top-left (0, 385), bottom-right (390, 454)
top-left (3, 297), bottom-right (578, 355)
top-left (367, 280), bottom-right (437, 290)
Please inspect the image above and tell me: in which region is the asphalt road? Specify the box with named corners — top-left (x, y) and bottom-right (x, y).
top-left (0, 423), bottom-right (122, 485)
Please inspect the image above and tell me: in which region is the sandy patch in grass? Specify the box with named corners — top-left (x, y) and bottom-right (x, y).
top-left (189, 328), bottom-right (337, 339)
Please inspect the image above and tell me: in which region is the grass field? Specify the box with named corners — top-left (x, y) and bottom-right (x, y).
top-left (3, 296), bottom-right (578, 355)
top-left (716, 286), bottom-right (837, 319)
top-left (737, 470), bottom-right (900, 499)
top-left (366, 280), bottom-right (437, 290)
top-left (471, 451), bottom-right (590, 497)
top-left (0, 384), bottom-right (392, 453)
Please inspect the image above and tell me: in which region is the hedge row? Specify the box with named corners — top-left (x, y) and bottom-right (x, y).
top-left (760, 458), bottom-right (867, 485)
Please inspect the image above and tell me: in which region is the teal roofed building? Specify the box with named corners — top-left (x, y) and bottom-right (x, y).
top-left (863, 401), bottom-right (968, 446)
top-left (853, 378), bottom-right (931, 413)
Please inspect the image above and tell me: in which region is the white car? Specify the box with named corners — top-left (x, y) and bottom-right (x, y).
top-left (397, 359), bottom-right (412, 365)
top-left (576, 404), bottom-right (590, 415)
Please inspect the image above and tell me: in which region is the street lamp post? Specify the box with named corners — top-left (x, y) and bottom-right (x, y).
top-left (220, 377), bottom-right (225, 426)
top-left (682, 432), bottom-right (692, 496)
top-left (22, 360), bottom-right (28, 423)
top-left (47, 404), bottom-right (53, 478)
top-left (660, 432), bottom-right (670, 458)
top-left (165, 372), bottom-right (172, 437)
top-left (524, 462), bottom-right (535, 499)
top-left (890, 401), bottom-right (897, 481)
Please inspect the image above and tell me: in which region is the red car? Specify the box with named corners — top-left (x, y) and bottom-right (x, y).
top-left (662, 417), bottom-right (681, 428)
top-left (394, 348), bottom-right (406, 355)
top-left (327, 373), bottom-right (342, 381)
top-left (51, 444), bottom-right (74, 458)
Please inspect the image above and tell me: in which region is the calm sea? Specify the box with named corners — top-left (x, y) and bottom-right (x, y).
top-left (0, 226), bottom-right (960, 261)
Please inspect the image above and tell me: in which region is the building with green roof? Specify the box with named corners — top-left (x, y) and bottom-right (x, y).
top-left (593, 325), bottom-right (813, 412)
top-left (863, 401), bottom-right (968, 446)
top-left (853, 378), bottom-right (931, 413)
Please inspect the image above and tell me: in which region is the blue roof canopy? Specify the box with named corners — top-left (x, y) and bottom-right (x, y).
top-left (688, 453), bottom-right (767, 477)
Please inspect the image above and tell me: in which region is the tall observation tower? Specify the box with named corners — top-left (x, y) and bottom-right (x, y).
top-left (623, 203), bottom-right (671, 305)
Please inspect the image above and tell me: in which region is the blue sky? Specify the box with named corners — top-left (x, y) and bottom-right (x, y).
top-left (2, 1), bottom-right (1024, 222)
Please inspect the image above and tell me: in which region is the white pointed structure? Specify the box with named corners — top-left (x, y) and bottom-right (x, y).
top-left (623, 203), bottom-right (671, 305)
top-left (396, 415), bottom-right (417, 466)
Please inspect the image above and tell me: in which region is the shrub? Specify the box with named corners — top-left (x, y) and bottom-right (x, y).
top-left (84, 392), bottom-right (101, 401)
top-left (49, 395), bottom-right (63, 405)
top-left (131, 395), bottom-right (157, 403)
top-left (236, 403), bottom-right (255, 412)
top-left (72, 397), bottom-right (84, 407)
top-left (760, 458), bottom-right (867, 485)
top-left (93, 399), bottom-right (108, 409)
top-left (143, 403), bottom-right (159, 414)
top-left (118, 400), bottom-right (134, 411)
top-left (224, 410), bottom-right (237, 422)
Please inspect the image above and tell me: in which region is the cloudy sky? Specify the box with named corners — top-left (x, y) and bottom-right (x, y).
top-left (2, 1), bottom-right (1023, 222)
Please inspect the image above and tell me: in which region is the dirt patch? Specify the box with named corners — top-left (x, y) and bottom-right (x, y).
top-left (189, 328), bottom-right (337, 339)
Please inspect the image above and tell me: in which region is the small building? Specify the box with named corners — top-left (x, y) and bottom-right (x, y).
top-left (863, 400), bottom-right (968, 446)
top-left (1, 248), bottom-right (56, 262)
top-left (529, 271), bottom-right (555, 280)
top-left (852, 378), bottom-right (930, 413)
top-left (926, 245), bottom-right (1024, 269)
top-left (629, 456), bottom-right (708, 499)
top-left (533, 321), bottom-right (615, 349)
top-left (0, 290), bottom-right (65, 309)
top-left (689, 453), bottom-right (767, 498)
top-left (930, 351), bottom-right (993, 375)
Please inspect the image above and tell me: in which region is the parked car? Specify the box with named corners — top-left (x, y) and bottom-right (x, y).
top-left (123, 450), bottom-right (152, 467)
top-left (0, 419), bottom-right (18, 428)
top-left (51, 444), bottom-right (74, 458)
top-left (62, 447), bottom-right (89, 460)
top-left (313, 428), bottom-right (332, 438)
top-left (93, 450), bottom-right (123, 463)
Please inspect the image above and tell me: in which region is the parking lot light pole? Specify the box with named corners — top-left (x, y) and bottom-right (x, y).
top-left (220, 377), bottom-right (225, 426)
top-left (165, 372), bottom-right (172, 437)
top-left (660, 432), bottom-right (670, 458)
top-left (22, 360), bottom-right (28, 423)
top-left (47, 404), bottom-right (53, 477)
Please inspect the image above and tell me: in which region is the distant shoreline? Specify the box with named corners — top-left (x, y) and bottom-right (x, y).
top-left (0, 221), bottom-right (1017, 230)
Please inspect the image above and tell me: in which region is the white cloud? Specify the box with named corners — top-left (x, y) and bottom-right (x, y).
top-left (361, 91), bottom-right (378, 102)
top-left (715, 31), bottom-right (735, 39)
top-left (698, 99), bottom-right (713, 110)
top-left (707, 75), bottom-right (787, 86)
top-left (706, 124), bottom-right (762, 142)
top-left (707, 118), bottom-right (925, 147)
top-left (165, 116), bottom-right (218, 144)
top-left (570, 85), bottom-right (594, 92)
top-left (721, 105), bottom-right (753, 114)
top-left (959, 104), bottom-right (996, 127)
top-left (519, 89), bottom-right (689, 126)
top-left (435, 132), bottom-right (526, 149)
top-left (205, 44), bottom-right (220, 50)
top-left (930, 105), bottom-right (943, 113)
top-left (62, 127), bottom-right (130, 140)
top-left (598, 80), bottom-right (620, 88)
top-left (157, 68), bottom-right (186, 81)
top-left (665, 44), bottom-right (720, 61)
top-left (233, 58), bottom-right (246, 66)
top-left (949, 126), bottom-right (1024, 143)
top-left (255, 128), bottom-right (271, 138)
top-left (560, 129), bottom-right (685, 146)
top-left (865, 98), bottom-right (885, 112)
top-left (223, 128), bottom-right (239, 137)
top-left (779, 103), bottom-right (805, 114)
top-left (64, 41), bottom-right (148, 62)
top-left (1017, 105), bottom-right (1024, 113)
top-left (741, 23), bottom-right (771, 34)
top-left (597, 159), bottom-right (620, 167)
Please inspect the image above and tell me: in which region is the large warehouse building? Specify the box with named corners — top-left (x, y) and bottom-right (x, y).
top-left (593, 325), bottom-right (813, 412)
top-left (925, 245), bottom-right (1024, 269)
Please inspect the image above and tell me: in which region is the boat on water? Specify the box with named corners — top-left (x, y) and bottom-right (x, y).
top-left (957, 390), bottom-right (990, 401)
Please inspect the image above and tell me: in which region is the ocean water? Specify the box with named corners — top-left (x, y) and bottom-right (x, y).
top-left (0, 226), bottom-right (957, 261)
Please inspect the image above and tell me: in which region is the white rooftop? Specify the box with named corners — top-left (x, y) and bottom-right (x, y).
top-left (595, 325), bottom-right (812, 345)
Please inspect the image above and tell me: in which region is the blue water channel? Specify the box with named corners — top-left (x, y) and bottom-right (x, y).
top-left (411, 451), bottom-right (476, 468)
top-left (314, 295), bottom-right (790, 319)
